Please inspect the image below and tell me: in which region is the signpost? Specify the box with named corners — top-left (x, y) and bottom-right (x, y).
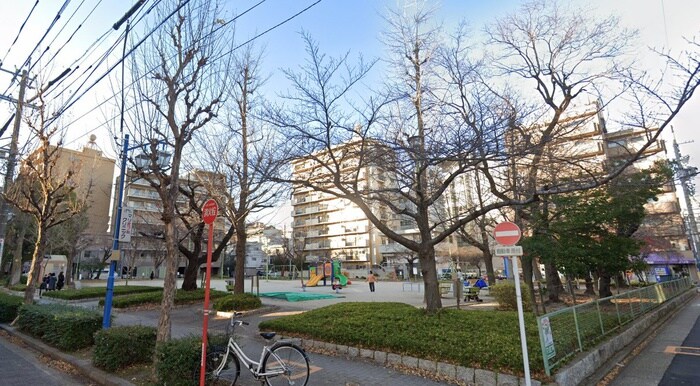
top-left (494, 221), bottom-right (531, 386)
top-left (199, 199), bottom-right (218, 386)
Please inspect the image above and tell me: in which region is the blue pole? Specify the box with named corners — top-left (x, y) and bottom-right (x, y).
top-left (103, 134), bottom-right (129, 328)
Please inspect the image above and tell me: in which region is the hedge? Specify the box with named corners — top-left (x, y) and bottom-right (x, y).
top-left (491, 281), bottom-right (533, 311)
top-left (93, 326), bottom-right (157, 372)
top-left (259, 302), bottom-right (543, 374)
top-left (155, 334), bottom-right (228, 386)
top-left (102, 288), bottom-right (229, 308)
top-left (43, 285), bottom-right (162, 300)
top-left (0, 292), bottom-right (23, 322)
top-left (213, 293), bottom-right (262, 312)
top-left (15, 304), bottom-right (102, 351)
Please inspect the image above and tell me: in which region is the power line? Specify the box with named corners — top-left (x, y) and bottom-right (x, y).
top-left (3, 0), bottom-right (72, 94)
top-left (55, 0), bottom-right (268, 139)
top-left (25, 0), bottom-right (90, 76)
top-left (61, 0), bottom-right (322, 148)
top-left (1, 0), bottom-right (40, 66)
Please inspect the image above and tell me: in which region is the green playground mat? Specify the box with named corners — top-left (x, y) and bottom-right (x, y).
top-left (258, 292), bottom-right (340, 302)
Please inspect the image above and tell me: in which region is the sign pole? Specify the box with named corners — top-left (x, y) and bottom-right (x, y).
top-left (200, 199), bottom-right (218, 386)
top-left (493, 221), bottom-right (529, 386)
top-left (511, 255), bottom-right (531, 386)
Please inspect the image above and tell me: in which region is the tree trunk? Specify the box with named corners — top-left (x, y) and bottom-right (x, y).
top-left (544, 260), bottom-right (560, 302)
top-left (233, 225), bottom-right (247, 294)
top-left (181, 256), bottom-right (199, 290)
top-left (479, 228), bottom-right (496, 285)
top-left (521, 255), bottom-right (540, 314)
top-left (23, 225), bottom-right (47, 304)
top-left (419, 248), bottom-right (442, 312)
top-left (9, 226), bottom-right (26, 286)
top-left (533, 257), bottom-right (543, 281)
top-left (157, 220), bottom-right (178, 343)
top-left (584, 274), bottom-right (596, 296)
top-left (598, 269), bottom-right (613, 298)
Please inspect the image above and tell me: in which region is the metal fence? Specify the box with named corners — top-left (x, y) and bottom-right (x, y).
top-left (537, 277), bottom-right (693, 376)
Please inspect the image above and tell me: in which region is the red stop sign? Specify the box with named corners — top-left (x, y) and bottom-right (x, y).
top-left (202, 199), bottom-right (218, 225)
top-left (494, 221), bottom-right (521, 246)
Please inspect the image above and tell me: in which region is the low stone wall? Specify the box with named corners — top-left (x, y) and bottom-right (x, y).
top-left (298, 338), bottom-right (544, 386)
top-left (553, 289), bottom-right (696, 386)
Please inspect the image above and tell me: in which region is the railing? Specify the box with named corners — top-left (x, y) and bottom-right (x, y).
top-left (537, 277), bottom-right (693, 376)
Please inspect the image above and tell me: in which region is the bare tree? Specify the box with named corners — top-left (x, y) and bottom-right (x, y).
top-left (124, 0), bottom-right (231, 342)
top-left (46, 208), bottom-right (90, 287)
top-left (270, 3), bottom-right (699, 313)
top-left (3, 93), bottom-right (87, 304)
top-left (174, 174), bottom-right (234, 290)
top-left (195, 45), bottom-right (286, 293)
top-left (485, 0), bottom-right (699, 303)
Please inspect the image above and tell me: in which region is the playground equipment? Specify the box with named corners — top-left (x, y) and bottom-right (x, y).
top-left (305, 260), bottom-right (351, 287)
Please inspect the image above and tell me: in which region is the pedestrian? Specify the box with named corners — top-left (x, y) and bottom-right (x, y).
top-left (39, 274), bottom-right (48, 297)
top-left (150, 271), bottom-right (155, 280)
top-left (57, 271), bottom-right (65, 290)
top-left (48, 273), bottom-right (57, 291)
top-left (367, 270), bottom-right (377, 293)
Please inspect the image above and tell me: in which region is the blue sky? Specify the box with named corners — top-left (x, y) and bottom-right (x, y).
top-left (0, 0), bottom-right (698, 227)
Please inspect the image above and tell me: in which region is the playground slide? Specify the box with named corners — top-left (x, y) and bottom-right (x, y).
top-left (305, 273), bottom-right (324, 287)
top-left (336, 272), bottom-right (349, 286)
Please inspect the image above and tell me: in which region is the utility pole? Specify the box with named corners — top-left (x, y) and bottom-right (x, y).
top-left (671, 127), bottom-right (700, 267)
top-left (0, 70), bottom-right (27, 273)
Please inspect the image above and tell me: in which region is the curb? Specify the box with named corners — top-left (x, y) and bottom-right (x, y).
top-left (0, 323), bottom-right (135, 386)
top-left (295, 337), bottom-right (548, 386)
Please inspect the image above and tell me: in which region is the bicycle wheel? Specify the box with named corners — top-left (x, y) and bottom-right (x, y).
top-left (261, 343), bottom-right (310, 386)
top-left (195, 349), bottom-right (240, 385)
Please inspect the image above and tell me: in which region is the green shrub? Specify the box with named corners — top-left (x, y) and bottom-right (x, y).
top-left (8, 284), bottom-right (26, 292)
top-left (259, 302), bottom-right (542, 373)
top-left (93, 326), bottom-right (157, 372)
top-left (155, 333), bottom-right (229, 386)
top-left (491, 281), bottom-right (533, 311)
top-left (44, 285), bottom-right (161, 300)
top-left (155, 336), bottom-right (200, 386)
top-left (103, 288), bottom-right (228, 308)
top-left (15, 304), bottom-right (102, 351)
top-left (0, 292), bottom-right (23, 322)
top-left (214, 293), bottom-right (262, 311)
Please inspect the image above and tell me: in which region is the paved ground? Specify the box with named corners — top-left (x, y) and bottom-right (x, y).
top-left (7, 278), bottom-right (495, 385)
top-left (610, 293), bottom-right (700, 386)
top-left (0, 332), bottom-right (92, 386)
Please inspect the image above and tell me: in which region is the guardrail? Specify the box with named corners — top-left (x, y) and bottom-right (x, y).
top-left (537, 277), bottom-right (693, 376)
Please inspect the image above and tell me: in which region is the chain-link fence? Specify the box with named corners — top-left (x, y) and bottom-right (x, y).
top-left (537, 277), bottom-right (693, 376)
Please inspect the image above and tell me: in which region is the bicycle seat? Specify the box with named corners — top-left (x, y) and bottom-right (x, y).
top-left (260, 332), bottom-right (276, 340)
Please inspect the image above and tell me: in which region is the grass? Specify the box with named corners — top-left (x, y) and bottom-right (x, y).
top-left (43, 285), bottom-right (162, 300)
top-left (258, 302), bottom-right (544, 376)
top-left (103, 288), bottom-right (229, 308)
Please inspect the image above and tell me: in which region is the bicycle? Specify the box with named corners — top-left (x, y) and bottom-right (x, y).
top-left (199, 312), bottom-right (310, 385)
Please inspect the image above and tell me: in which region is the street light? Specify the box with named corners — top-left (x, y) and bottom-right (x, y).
top-left (102, 134), bottom-right (170, 328)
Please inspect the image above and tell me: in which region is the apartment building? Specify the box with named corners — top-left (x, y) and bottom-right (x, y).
top-left (522, 102), bottom-right (697, 281)
top-left (50, 136), bottom-right (116, 276)
top-left (604, 128), bottom-right (697, 280)
top-left (290, 141), bottom-right (468, 276)
top-left (115, 169), bottom-right (230, 278)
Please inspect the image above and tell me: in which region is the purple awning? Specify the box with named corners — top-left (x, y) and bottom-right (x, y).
top-left (642, 252), bottom-right (696, 265)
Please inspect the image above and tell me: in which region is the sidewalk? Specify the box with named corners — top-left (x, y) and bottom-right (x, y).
top-left (608, 292), bottom-right (700, 386)
top-left (3, 278), bottom-right (492, 385)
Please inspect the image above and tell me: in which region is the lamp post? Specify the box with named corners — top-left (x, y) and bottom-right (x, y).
top-left (102, 134), bottom-right (170, 328)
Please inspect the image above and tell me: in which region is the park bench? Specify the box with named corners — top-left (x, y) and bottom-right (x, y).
top-left (464, 286), bottom-right (483, 302)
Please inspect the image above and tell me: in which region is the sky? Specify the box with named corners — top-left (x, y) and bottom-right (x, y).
top-left (0, 0), bottom-right (698, 230)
